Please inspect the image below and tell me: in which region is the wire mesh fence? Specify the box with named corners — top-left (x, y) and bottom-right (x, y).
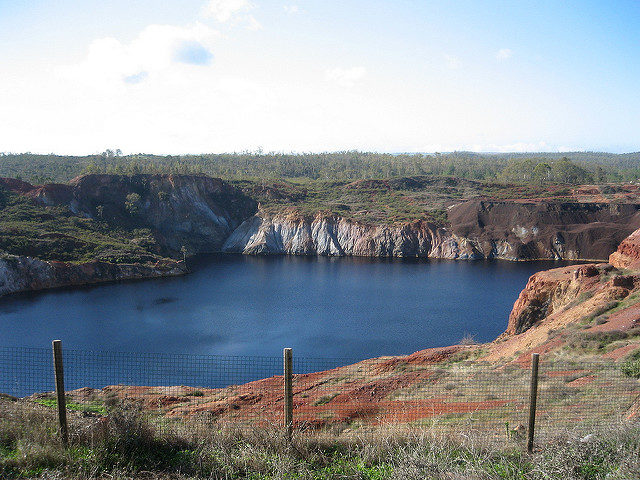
top-left (2, 345), bottom-right (640, 444)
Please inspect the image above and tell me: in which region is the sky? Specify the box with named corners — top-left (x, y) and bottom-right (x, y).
top-left (0, 0), bottom-right (639, 155)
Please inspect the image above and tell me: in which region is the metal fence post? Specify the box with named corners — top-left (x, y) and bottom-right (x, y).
top-left (283, 348), bottom-right (293, 441)
top-left (52, 340), bottom-right (68, 446)
top-left (527, 353), bottom-right (540, 453)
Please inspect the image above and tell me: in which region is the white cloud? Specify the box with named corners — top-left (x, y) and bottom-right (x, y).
top-left (57, 23), bottom-right (218, 88)
top-left (496, 48), bottom-right (513, 61)
top-left (324, 66), bottom-right (366, 87)
top-left (203, 0), bottom-right (251, 22)
top-left (443, 54), bottom-right (462, 70)
top-left (203, 0), bottom-right (261, 29)
top-left (1, 7), bottom-right (620, 156)
top-left (244, 15), bottom-right (262, 30)
top-left (284, 4), bottom-right (299, 14)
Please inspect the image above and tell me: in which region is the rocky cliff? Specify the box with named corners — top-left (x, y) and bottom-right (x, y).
top-left (610, 228), bottom-right (640, 270)
top-left (506, 226), bottom-right (640, 337)
top-left (3, 174), bottom-right (640, 297)
top-left (0, 254), bottom-right (186, 297)
top-left (450, 200), bottom-right (640, 261)
top-left (0, 174), bottom-right (256, 297)
top-left (223, 213), bottom-right (478, 258)
top-left (4, 174), bottom-right (257, 254)
top-left (224, 201), bottom-right (640, 261)
top-left (4, 175), bottom-right (639, 262)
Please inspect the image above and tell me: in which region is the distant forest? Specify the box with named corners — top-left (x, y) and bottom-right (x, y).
top-left (1, 150), bottom-right (640, 185)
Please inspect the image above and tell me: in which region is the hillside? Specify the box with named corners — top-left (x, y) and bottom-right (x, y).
top-left (4, 173), bottom-right (640, 296)
top-left (0, 174), bottom-right (256, 296)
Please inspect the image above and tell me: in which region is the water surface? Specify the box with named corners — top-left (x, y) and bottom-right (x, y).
top-left (0, 255), bottom-right (572, 359)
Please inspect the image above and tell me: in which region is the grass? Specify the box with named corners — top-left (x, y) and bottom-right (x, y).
top-left (620, 349), bottom-right (640, 378)
top-left (3, 395), bottom-right (640, 479)
top-left (229, 176), bottom-right (587, 226)
top-left (0, 187), bottom-right (164, 264)
top-left (33, 397), bottom-right (107, 415)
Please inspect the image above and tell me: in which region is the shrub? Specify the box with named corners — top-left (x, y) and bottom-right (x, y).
top-left (621, 360), bottom-right (640, 378)
top-left (621, 349), bottom-right (640, 378)
top-left (124, 193), bottom-right (141, 215)
top-left (459, 333), bottom-right (479, 345)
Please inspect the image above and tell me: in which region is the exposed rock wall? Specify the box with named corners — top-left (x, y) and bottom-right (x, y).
top-left (3, 174), bottom-right (640, 298)
top-left (224, 201), bottom-right (640, 261)
top-left (223, 214), bottom-right (478, 258)
top-left (1, 174), bottom-right (258, 254)
top-left (0, 255), bottom-right (186, 297)
top-left (0, 174), bottom-right (254, 297)
top-left (504, 265), bottom-right (594, 335)
top-left (449, 200), bottom-right (640, 261)
top-left (4, 175), bottom-right (639, 262)
top-left (610, 227), bottom-right (640, 269)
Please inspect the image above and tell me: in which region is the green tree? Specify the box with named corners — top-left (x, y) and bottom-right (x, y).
top-left (551, 157), bottom-right (593, 184)
top-left (124, 193), bottom-right (141, 215)
top-left (532, 163), bottom-right (552, 184)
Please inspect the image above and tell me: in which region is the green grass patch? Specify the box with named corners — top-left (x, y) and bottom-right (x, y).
top-left (34, 397), bottom-right (107, 415)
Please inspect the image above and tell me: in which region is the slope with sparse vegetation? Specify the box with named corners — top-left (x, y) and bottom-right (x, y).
top-left (2, 394), bottom-right (640, 479)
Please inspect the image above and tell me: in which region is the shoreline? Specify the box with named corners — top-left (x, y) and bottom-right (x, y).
top-left (0, 251), bottom-right (591, 301)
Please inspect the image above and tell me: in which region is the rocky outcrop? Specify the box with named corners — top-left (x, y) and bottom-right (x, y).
top-left (1, 174), bottom-right (258, 254)
top-left (503, 261), bottom-right (637, 336)
top-left (224, 201), bottom-right (640, 261)
top-left (448, 200), bottom-right (640, 261)
top-left (3, 175), bottom-right (639, 262)
top-left (505, 265), bottom-right (585, 335)
top-left (0, 254), bottom-right (186, 297)
top-left (610, 227), bottom-right (640, 269)
top-left (3, 174), bottom-right (640, 297)
top-left (223, 213), bottom-right (479, 258)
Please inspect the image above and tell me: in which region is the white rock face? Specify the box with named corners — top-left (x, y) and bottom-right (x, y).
top-left (0, 254), bottom-right (186, 298)
top-left (0, 256), bottom-right (50, 296)
top-left (223, 213), bottom-right (493, 259)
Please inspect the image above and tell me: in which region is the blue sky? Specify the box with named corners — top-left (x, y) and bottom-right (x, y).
top-left (0, 0), bottom-right (639, 154)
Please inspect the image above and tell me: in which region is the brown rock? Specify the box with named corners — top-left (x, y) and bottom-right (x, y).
top-left (577, 265), bottom-right (599, 278)
top-left (612, 275), bottom-right (636, 289)
top-left (610, 228), bottom-right (640, 269)
top-left (505, 266), bottom-right (583, 335)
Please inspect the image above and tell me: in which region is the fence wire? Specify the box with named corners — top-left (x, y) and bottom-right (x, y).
top-left (1, 346), bottom-right (639, 442)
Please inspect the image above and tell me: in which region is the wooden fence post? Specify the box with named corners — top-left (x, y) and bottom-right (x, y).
top-left (527, 353), bottom-right (540, 453)
top-left (52, 340), bottom-right (68, 446)
top-left (283, 348), bottom-right (293, 441)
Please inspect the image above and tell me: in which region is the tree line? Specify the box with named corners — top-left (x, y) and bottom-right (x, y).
top-left (1, 150), bottom-right (639, 185)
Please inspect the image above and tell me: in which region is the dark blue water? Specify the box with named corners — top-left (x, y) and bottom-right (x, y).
top-left (0, 255), bottom-right (570, 358)
top-left (0, 255), bottom-right (575, 396)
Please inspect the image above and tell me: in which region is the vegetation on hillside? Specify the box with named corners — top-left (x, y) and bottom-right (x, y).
top-left (1, 396), bottom-right (639, 479)
top-left (2, 150), bottom-right (640, 184)
top-left (0, 187), bottom-right (162, 263)
top-left (231, 176), bottom-right (582, 224)
top-left (0, 169), bottom-right (637, 263)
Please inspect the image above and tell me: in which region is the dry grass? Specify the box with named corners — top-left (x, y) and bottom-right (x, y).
top-left (2, 396), bottom-right (640, 479)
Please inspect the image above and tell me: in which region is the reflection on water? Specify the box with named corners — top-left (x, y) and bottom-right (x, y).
top-left (0, 254), bottom-right (575, 359)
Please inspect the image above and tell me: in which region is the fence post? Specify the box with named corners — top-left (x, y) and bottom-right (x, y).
top-left (52, 340), bottom-right (69, 447)
top-left (527, 353), bottom-right (540, 453)
top-left (283, 348), bottom-right (293, 442)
